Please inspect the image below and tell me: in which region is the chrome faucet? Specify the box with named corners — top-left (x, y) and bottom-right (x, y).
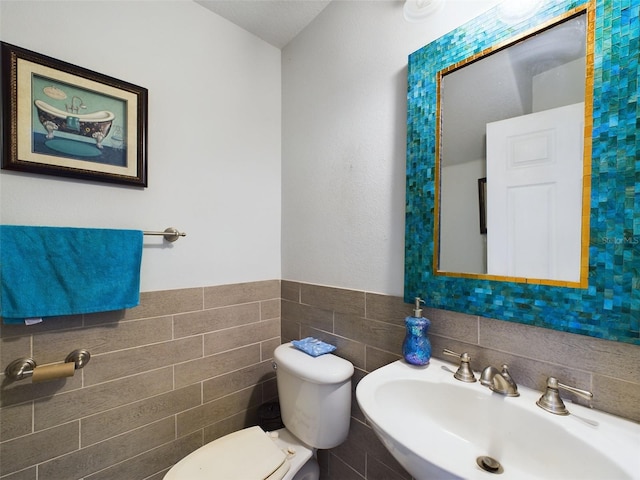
top-left (536, 377), bottom-right (593, 415)
top-left (480, 364), bottom-right (519, 397)
top-left (442, 349), bottom-right (477, 383)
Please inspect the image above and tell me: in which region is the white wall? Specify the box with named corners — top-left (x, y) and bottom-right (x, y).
top-left (281, 0), bottom-right (499, 296)
top-left (0, 1), bottom-right (282, 292)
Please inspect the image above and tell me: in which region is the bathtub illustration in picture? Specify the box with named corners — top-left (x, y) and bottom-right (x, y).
top-left (30, 77), bottom-right (127, 166)
top-left (34, 99), bottom-right (114, 150)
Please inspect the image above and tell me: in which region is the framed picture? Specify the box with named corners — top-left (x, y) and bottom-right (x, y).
top-left (478, 177), bottom-right (487, 234)
top-left (1, 42), bottom-right (148, 187)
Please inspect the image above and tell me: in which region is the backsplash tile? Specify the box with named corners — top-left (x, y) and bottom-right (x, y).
top-left (282, 281), bottom-right (640, 480)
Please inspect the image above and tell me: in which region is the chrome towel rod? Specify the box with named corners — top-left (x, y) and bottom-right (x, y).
top-left (143, 227), bottom-right (186, 242)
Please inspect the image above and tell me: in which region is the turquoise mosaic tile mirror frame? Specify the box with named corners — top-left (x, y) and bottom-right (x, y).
top-left (405, 0), bottom-right (639, 345)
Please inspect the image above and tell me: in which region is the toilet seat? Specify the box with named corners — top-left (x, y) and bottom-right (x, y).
top-left (164, 426), bottom-right (290, 480)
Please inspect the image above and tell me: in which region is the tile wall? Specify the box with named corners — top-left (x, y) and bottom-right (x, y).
top-left (2, 279), bottom-right (638, 479)
top-left (0, 280), bottom-right (281, 479)
top-left (281, 281), bottom-right (640, 480)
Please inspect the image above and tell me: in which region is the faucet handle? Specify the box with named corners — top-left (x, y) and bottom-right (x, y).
top-left (442, 349), bottom-right (477, 383)
top-left (536, 376), bottom-right (593, 415)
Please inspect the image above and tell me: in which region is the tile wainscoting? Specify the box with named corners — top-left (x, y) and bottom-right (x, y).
top-left (0, 280), bottom-right (281, 479)
top-left (1, 279), bottom-right (637, 479)
top-left (281, 281), bottom-right (640, 480)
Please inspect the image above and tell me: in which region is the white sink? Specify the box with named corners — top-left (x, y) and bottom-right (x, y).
top-left (356, 358), bottom-right (640, 479)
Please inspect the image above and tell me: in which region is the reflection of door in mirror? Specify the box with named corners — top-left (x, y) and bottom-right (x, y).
top-left (437, 12), bottom-right (588, 283)
top-left (486, 102), bottom-right (584, 282)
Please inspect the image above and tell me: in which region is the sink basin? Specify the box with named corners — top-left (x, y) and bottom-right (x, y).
top-left (356, 358), bottom-right (640, 479)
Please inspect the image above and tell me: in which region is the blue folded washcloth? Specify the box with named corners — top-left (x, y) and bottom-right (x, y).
top-left (66, 116), bottom-right (80, 131)
top-left (292, 337), bottom-right (337, 357)
top-left (0, 225), bottom-right (143, 324)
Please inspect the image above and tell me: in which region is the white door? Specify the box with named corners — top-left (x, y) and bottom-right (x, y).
top-left (486, 102), bottom-right (584, 281)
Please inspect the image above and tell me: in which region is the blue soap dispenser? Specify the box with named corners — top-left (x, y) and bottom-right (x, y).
top-left (402, 297), bottom-right (431, 366)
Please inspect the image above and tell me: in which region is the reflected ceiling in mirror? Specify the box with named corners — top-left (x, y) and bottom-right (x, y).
top-left (436, 12), bottom-right (590, 286)
top-left (404, 0), bottom-right (640, 345)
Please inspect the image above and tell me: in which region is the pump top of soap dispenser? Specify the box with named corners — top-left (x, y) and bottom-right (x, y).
top-left (413, 297), bottom-right (425, 317)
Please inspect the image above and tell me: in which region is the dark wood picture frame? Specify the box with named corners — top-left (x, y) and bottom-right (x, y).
top-left (1, 42), bottom-right (148, 187)
top-left (478, 177), bottom-right (487, 234)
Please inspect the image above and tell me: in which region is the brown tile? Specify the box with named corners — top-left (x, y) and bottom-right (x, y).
top-left (365, 293), bottom-right (410, 324)
top-left (177, 388), bottom-right (260, 437)
top-left (282, 299), bottom-right (334, 332)
top-left (84, 336), bottom-right (202, 386)
top-left (349, 418), bottom-right (408, 478)
top-left (34, 367), bottom-right (172, 430)
top-left (0, 335), bottom-right (31, 375)
top-left (174, 344), bottom-right (261, 389)
top-left (174, 303), bottom-right (260, 338)
top-left (261, 298), bottom-right (281, 320)
top-left (426, 307), bottom-right (479, 344)
top-left (85, 288), bottom-right (204, 324)
top-left (261, 337), bottom-right (281, 361)
top-left (335, 313), bottom-right (404, 354)
top-left (593, 374), bottom-right (640, 422)
top-left (203, 280), bottom-right (280, 309)
top-left (429, 335), bottom-right (483, 367)
top-left (350, 369), bottom-right (366, 423)
top-left (84, 431), bottom-right (202, 480)
top-left (300, 283), bottom-right (365, 316)
top-left (261, 377), bottom-right (278, 401)
top-left (202, 361), bottom-right (275, 403)
top-left (479, 318), bottom-right (640, 384)
top-left (367, 455), bottom-right (411, 480)
top-left (0, 467), bottom-right (37, 480)
top-left (325, 451), bottom-right (364, 480)
top-left (0, 315), bottom-right (83, 338)
top-left (281, 280), bottom-right (300, 302)
top-left (1, 370), bottom-right (83, 408)
top-left (365, 346), bottom-right (401, 372)
top-left (38, 418), bottom-right (174, 479)
top-left (281, 317), bottom-right (301, 343)
top-left (330, 419), bottom-right (365, 476)
top-left (81, 384), bottom-right (201, 446)
top-left (32, 316), bottom-right (173, 365)
top-left (203, 318), bottom-right (279, 356)
top-left (145, 470), bottom-right (172, 480)
top-left (0, 421), bottom-right (78, 476)
top-left (0, 401), bottom-right (32, 441)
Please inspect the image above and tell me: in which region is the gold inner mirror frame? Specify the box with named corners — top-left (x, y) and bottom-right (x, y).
top-left (433, 4), bottom-right (594, 289)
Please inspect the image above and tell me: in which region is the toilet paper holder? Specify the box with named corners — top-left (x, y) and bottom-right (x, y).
top-left (4, 349), bottom-right (91, 381)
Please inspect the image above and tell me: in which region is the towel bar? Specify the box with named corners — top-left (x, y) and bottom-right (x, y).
top-left (143, 227), bottom-right (186, 242)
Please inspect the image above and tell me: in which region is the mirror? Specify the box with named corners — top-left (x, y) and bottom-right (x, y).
top-left (404, 0), bottom-right (640, 346)
top-left (436, 12), bottom-right (589, 285)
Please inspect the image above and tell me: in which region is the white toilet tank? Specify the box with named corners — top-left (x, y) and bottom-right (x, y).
top-left (274, 343), bottom-right (354, 450)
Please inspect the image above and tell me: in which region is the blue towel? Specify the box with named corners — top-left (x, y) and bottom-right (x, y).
top-left (1, 226), bottom-right (143, 324)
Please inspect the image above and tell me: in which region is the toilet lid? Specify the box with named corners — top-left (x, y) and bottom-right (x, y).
top-left (164, 426), bottom-right (290, 480)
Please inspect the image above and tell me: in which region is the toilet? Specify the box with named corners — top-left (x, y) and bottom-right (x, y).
top-left (164, 342), bottom-right (354, 480)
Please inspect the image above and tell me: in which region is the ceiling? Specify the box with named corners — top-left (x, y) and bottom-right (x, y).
top-left (194, 0), bottom-right (333, 48)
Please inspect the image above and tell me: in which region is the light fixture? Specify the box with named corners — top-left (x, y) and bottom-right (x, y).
top-left (497, 0), bottom-right (544, 24)
top-left (403, 0), bottom-right (444, 23)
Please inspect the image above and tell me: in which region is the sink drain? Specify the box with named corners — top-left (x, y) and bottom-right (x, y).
top-left (476, 456), bottom-right (504, 474)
